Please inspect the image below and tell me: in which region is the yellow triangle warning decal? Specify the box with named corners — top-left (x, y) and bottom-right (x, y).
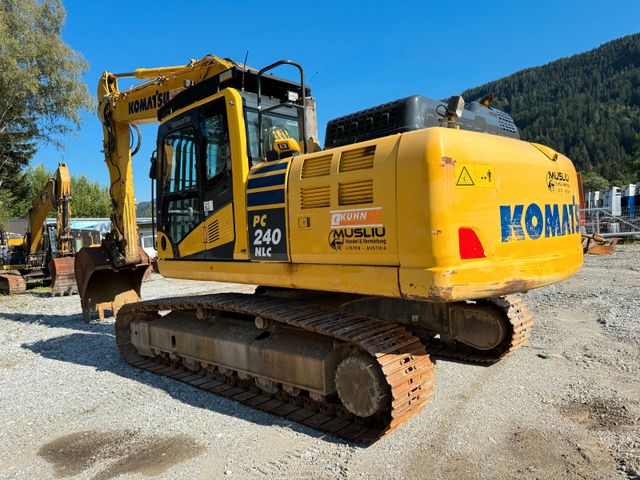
top-left (456, 166), bottom-right (475, 186)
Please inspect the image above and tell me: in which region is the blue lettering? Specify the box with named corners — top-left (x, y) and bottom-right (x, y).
top-left (500, 204), bottom-right (525, 242)
top-left (525, 203), bottom-right (543, 239)
top-left (569, 204), bottom-right (574, 234)
top-left (502, 201), bottom-right (581, 241)
top-left (575, 209), bottom-right (580, 233)
top-left (561, 204), bottom-right (571, 236)
top-left (544, 204), bottom-right (561, 237)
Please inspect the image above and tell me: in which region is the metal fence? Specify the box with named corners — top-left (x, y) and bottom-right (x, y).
top-left (581, 208), bottom-right (640, 238)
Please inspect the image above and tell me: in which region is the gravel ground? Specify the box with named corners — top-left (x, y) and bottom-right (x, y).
top-left (0, 246), bottom-right (638, 480)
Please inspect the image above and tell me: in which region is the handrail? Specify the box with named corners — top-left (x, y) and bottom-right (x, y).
top-left (256, 60), bottom-right (307, 159)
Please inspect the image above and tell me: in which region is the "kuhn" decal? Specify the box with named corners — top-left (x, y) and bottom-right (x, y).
top-left (330, 207), bottom-right (383, 229)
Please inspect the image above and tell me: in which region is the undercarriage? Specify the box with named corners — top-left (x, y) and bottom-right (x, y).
top-left (116, 290), bottom-right (531, 443)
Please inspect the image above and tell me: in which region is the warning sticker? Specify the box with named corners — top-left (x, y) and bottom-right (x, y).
top-left (455, 164), bottom-right (495, 188)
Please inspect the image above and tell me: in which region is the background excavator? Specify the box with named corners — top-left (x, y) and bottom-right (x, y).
top-left (76, 55), bottom-right (583, 442)
top-left (0, 162), bottom-right (77, 295)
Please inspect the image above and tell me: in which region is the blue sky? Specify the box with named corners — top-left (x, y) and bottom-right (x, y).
top-left (33, 0), bottom-right (640, 201)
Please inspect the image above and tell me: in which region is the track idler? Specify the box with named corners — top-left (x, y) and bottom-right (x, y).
top-left (49, 257), bottom-right (77, 296)
top-left (75, 245), bottom-right (149, 322)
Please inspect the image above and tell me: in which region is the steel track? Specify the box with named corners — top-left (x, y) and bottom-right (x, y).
top-left (422, 295), bottom-right (533, 363)
top-left (116, 293), bottom-right (436, 444)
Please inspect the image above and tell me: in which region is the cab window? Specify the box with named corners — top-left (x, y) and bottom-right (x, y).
top-left (245, 110), bottom-right (300, 165)
top-left (166, 197), bottom-right (199, 243)
top-left (161, 125), bottom-right (201, 243)
top-left (163, 126), bottom-right (197, 193)
top-left (203, 112), bottom-right (230, 180)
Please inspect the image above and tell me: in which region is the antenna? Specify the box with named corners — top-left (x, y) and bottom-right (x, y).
top-left (241, 50), bottom-right (249, 92)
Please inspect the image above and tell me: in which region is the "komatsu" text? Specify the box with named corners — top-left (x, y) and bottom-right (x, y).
top-left (500, 198), bottom-right (580, 242)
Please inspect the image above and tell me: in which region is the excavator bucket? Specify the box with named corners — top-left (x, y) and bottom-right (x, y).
top-left (0, 273), bottom-right (27, 295)
top-left (582, 234), bottom-right (618, 255)
top-left (75, 245), bottom-right (150, 322)
top-left (49, 257), bottom-right (77, 296)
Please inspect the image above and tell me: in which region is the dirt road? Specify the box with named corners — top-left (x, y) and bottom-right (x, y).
top-left (0, 246), bottom-right (638, 479)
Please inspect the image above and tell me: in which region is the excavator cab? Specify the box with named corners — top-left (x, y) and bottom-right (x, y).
top-left (151, 62), bottom-right (307, 263)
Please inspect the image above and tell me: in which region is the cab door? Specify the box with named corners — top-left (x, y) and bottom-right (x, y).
top-left (158, 113), bottom-right (204, 259)
top-left (199, 98), bottom-right (235, 260)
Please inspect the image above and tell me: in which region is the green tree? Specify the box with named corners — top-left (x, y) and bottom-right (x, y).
top-left (0, 0), bottom-right (93, 220)
top-left (1, 163), bottom-right (111, 221)
top-left (71, 175), bottom-right (111, 217)
top-left (581, 171), bottom-right (610, 192)
top-left (11, 163), bottom-right (53, 217)
top-left (630, 133), bottom-right (640, 179)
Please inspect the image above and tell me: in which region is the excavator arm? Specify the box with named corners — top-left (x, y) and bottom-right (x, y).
top-left (27, 162), bottom-right (71, 257)
top-left (76, 55), bottom-right (239, 320)
top-left (30, 162), bottom-right (77, 296)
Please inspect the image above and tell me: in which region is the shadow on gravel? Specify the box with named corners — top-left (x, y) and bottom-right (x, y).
top-left (20, 327), bottom-right (350, 447)
top-left (429, 354), bottom-right (495, 367)
top-left (0, 311), bottom-right (114, 334)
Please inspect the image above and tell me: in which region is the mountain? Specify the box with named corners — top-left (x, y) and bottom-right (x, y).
top-left (136, 200), bottom-right (155, 218)
top-left (462, 33), bottom-right (640, 183)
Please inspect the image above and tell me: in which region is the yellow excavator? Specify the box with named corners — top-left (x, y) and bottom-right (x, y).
top-left (76, 55), bottom-right (583, 442)
top-left (0, 162), bottom-right (77, 295)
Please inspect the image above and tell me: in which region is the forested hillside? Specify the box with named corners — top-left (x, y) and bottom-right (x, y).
top-left (463, 33), bottom-right (640, 186)
top-left (136, 201), bottom-right (154, 218)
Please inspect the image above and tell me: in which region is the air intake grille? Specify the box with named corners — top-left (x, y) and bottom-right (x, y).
top-left (207, 220), bottom-right (220, 243)
top-left (339, 146), bottom-right (375, 172)
top-left (497, 111), bottom-right (517, 133)
top-left (338, 180), bottom-right (374, 206)
top-left (301, 154), bottom-right (332, 178)
top-left (301, 185), bottom-right (330, 209)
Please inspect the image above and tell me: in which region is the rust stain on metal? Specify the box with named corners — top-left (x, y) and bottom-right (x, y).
top-left (441, 156), bottom-right (456, 167)
top-left (502, 278), bottom-right (537, 294)
top-left (49, 257), bottom-right (77, 296)
top-left (0, 274), bottom-right (27, 294)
